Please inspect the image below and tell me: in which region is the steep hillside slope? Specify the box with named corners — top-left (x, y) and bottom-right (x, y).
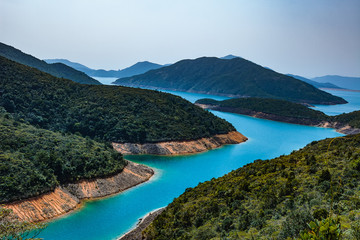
top-left (0, 42), bottom-right (101, 85)
top-left (0, 56), bottom-right (236, 144)
top-left (0, 108), bottom-right (126, 203)
top-left (144, 134), bottom-right (360, 239)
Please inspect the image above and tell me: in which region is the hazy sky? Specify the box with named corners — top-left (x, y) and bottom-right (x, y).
top-left (1, 0), bottom-right (359, 77)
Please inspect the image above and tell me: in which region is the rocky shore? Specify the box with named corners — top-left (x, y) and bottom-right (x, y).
top-left (118, 208), bottom-right (165, 240)
top-left (112, 131), bottom-right (248, 155)
top-left (5, 161), bottom-right (154, 222)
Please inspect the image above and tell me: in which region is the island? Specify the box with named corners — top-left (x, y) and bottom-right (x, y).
top-left (113, 56), bottom-right (347, 105)
top-left (195, 98), bottom-right (360, 135)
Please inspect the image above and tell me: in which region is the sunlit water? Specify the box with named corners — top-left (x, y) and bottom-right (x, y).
top-left (39, 82), bottom-right (357, 240)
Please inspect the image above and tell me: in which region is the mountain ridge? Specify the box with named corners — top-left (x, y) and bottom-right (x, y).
top-left (287, 74), bottom-right (342, 89)
top-left (312, 75), bottom-right (360, 90)
top-left (45, 58), bottom-right (164, 78)
top-left (0, 55), bottom-right (236, 144)
top-left (113, 56), bottom-right (347, 105)
top-left (0, 42), bottom-right (101, 85)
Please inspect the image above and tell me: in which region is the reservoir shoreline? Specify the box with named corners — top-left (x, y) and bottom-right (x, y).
top-left (113, 131), bottom-right (247, 155)
top-left (196, 104), bottom-right (360, 135)
top-left (4, 131), bottom-right (247, 223)
top-left (4, 161), bottom-right (154, 223)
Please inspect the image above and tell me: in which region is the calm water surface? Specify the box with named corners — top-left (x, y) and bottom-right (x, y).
top-left (311, 89), bottom-right (360, 115)
top-left (39, 86), bottom-right (350, 240)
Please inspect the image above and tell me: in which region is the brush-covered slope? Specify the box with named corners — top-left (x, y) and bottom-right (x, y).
top-left (0, 42), bottom-right (101, 85)
top-left (0, 108), bottom-right (126, 203)
top-left (0, 56), bottom-right (235, 143)
top-left (334, 111), bottom-right (360, 129)
top-left (144, 134), bottom-right (360, 239)
top-left (113, 57), bottom-right (346, 105)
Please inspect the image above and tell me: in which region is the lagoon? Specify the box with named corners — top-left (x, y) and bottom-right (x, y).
top-left (39, 89), bottom-right (346, 240)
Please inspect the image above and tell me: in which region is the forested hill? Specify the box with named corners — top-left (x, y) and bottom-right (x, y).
top-left (196, 98), bottom-right (360, 131)
top-left (196, 98), bottom-right (328, 123)
top-left (144, 134), bottom-right (360, 239)
top-left (0, 108), bottom-right (126, 203)
top-left (0, 56), bottom-right (235, 143)
top-left (113, 57), bottom-right (347, 105)
top-left (0, 42), bottom-right (101, 85)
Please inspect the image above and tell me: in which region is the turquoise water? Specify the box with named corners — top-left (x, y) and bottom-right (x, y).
top-left (92, 77), bottom-right (118, 85)
top-left (39, 89), bottom-right (345, 240)
top-left (311, 89), bottom-right (360, 115)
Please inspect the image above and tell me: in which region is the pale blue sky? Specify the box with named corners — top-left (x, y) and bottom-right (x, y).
top-left (0, 0), bottom-right (359, 77)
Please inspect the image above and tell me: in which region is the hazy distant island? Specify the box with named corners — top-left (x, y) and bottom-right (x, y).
top-left (286, 74), bottom-right (343, 89)
top-left (45, 58), bottom-right (166, 78)
top-left (312, 75), bottom-right (360, 90)
top-left (113, 56), bottom-right (347, 105)
top-left (195, 97), bottom-right (360, 135)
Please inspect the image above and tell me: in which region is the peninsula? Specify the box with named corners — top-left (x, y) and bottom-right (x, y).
top-left (195, 98), bottom-right (360, 135)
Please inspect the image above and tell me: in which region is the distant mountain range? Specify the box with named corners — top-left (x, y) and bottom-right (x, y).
top-left (311, 75), bottom-right (360, 90)
top-left (0, 42), bottom-right (101, 85)
top-left (287, 74), bottom-right (342, 89)
top-left (220, 54), bottom-right (240, 60)
top-left (45, 59), bottom-right (165, 78)
top-left (113, 56), bottom-right (347, 105)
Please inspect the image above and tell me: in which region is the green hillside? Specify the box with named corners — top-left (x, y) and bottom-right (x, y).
top-left (0, 108), bottom-right (126, 203)
top-left (0, 56), bottom-right (234, 143)
top-left (196, 98), bottom-right (360, 130)
top-left (0, 42), bottom-right (101, 85)
top-left (196, 98), bottom-right (328, 122)
top-left (113, 57), bottom-right (347, 105)
top-left (144, 134), bottom-right (360, 239)
top-left (334, 111), bottom-right (360, 129)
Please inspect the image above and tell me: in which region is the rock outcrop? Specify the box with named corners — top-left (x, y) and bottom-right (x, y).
top-left (5, 161), bottom-right (154, 222)
top-left (112, 131), bottom-right (248, 155)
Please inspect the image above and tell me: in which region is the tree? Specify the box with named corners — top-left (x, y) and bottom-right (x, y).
top-left (0, 207), bottom-right (46, 240)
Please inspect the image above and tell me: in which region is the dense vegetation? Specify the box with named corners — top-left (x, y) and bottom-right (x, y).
top-left (45, 59), bottom-right (164, 78)
top-left (0, 108), bottom-right (126, 202)
top-left (114, 57), bottom-right (347, 105)
top-left (0, 42), bottom-right (101, 85)
top-left (334, 111), bottom-right (360, 129)
top-left (0, 56), bottom-right (234, 143)
top-left (196, 98), bottom-right (360, 129)
top-left (144, 134), bottom-right (360, 239)
top-left (196, 98), bottom-right (328, 121)
top-left (0, 207), bottom-right (46, 239)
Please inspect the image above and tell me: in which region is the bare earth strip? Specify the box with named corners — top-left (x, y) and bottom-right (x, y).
top-left (5, 161), bottom-right (154, 222)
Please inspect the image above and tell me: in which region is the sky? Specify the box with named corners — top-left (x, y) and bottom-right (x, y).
top-left (0, 0), bottom-right (359, 78)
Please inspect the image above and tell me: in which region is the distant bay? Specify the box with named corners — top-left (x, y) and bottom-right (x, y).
top-left (311, 89), bottom-right (360, 115)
